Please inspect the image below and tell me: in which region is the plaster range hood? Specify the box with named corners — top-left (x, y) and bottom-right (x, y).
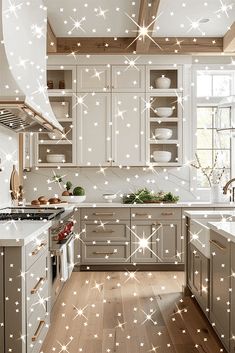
top-left (0, 0), bottom-right (63, 133)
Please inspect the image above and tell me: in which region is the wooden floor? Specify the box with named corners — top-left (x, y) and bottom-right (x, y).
top-left (41, 271), bottom-right (224, 353)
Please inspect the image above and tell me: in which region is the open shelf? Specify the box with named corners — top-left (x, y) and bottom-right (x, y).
top-left (47, 66), bottom-right (76, 92)
top-left (37, 144), bottom-right (73, 164)
top-left (150, 144), bottom-right (179, 164)
top-left (147, 65), bottom-right (183, 92)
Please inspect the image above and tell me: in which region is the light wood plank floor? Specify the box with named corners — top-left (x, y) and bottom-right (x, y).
top-left (41, 271), bottom-right (225, 353)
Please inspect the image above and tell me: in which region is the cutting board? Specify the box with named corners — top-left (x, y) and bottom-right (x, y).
top-left (10, 165), bottom-right (20, 200)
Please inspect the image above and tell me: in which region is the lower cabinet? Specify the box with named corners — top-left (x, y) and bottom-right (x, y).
top-left (156, 220), bottom-right (182, 263)
top-left (188, 244), bottom-right (209, 315)
top-left (131, 221), bottom-right (157, 263)
top-left (82, 243), bottom-right (131, 263)
top-left (231, 243), bottom-right (235, 352)
top-left (210, 230), bottom-right (230, 351)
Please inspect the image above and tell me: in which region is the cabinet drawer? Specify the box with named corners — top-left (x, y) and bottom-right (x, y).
top-left (131, 208), bottom-right (181, 220)
top-left (81, 222), bottom-right (130, 242)
top-left (27, 300), bottom-right (49, 353)
top-left (26, 252), bottom-right (48, 318)
top-left (81, 208), bottom-right (130, 220)
top-left (82, 243), bottom-right (130, 263)
top-left (25, 231), bottom-right (48, 269)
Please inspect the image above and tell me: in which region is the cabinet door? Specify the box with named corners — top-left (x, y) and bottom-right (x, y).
top-left (76, 93), bottom-right (111, 166)
top-left (112, 65), bottom-right (145, 92)
top-left (131, 221), bottom-right (157, 263)
top-left (0, 248), bottom-right (4, 353)
top-left (231, 243), bottom-right (235, 351)
top-left (156, 221), bottom-right (182, 263)
top-left (112, 93), bottom-right (146, 166)
top-left (210, 230), bottom-right (230, 350)
top-left (77, 66), bottom-right (111, 92)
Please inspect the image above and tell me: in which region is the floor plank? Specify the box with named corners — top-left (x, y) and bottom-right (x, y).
top-left (41, 271), bottom-right (224, 353)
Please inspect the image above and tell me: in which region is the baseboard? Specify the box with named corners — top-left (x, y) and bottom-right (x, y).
top-left (78, 264), bottom-right (184, 271)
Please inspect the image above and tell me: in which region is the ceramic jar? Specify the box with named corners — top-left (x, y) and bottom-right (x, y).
top-left (155, 75), bottom-right (171, 89)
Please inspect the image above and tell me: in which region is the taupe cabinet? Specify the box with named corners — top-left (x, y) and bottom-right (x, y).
top-left (2, 232), bottom-right (49, 353)
top-left (231, 243), bottom-right (235, 352)
top-left (188, 244), bottom-right (209, 315)
top-left (79, 207), bottom-right (183, 265)
top-left (210, 230), bottom-right (230, 351)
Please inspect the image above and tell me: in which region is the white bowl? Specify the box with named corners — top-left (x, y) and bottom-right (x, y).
top-left (153, 151), bottom-right (172, 162)
top-left (155, 107), bottom-right (173, 117)
top-left (155, 128), bottom-right (172, 140)
top-left (48, 131), bottom-right (63, 140)
top-left (103, 193), bottom-right (117, 203)
top-left (61, 195), bottom-right (86, 203)
top-left (46, 154), bottom-right (66, 163)
top-left (155, 76), bottom-right (171, 89)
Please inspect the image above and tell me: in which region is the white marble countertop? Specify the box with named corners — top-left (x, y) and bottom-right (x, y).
top-left (0, 220), bottom-right (51, 247)
top-left (208, 222), bottom-right (235, 243)
top-left (184, 210), bottom-right (235, 218)
top-left (72, 202), bottom-right (235, 208)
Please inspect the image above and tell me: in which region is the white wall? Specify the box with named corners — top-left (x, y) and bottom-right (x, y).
top-left (0, 126), bottom-right (19, 207)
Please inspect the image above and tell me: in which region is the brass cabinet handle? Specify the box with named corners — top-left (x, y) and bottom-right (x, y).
top-left (194, 254), bottom-right (200, 259)
top-left (31, 277), bottom-right (46, 294)
top-left (209, 239), bottom-right (226, 251)
top-left (93, 251), bottom-right (115, 255)
top-left (31, 241), bottom-right (47, 256)
top-left (161, 212), bottom-right (174, 216)
top-left (92, 230), bottom-right (115, 233)
top-left (92, 212), bottom-right (115, 216)
top-left (135, 213), bottom-right (148, 216)
top-left (32, 320), bottom-right (45, 341)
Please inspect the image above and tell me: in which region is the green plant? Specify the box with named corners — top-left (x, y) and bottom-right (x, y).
top-left (122, 188), bottom-right (179, 204)
top-left (73, 186), bottom-right (85, 196)
top-left (66, 181), bottom-right (72, 191)
top-left (162, 192), bottom-right (179, 203)
top-left (52, 174), bottom-right (63, 183)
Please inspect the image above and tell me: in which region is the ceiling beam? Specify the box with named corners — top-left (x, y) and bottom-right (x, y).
top-left (136, 0), bottom-right (161, 53)
top-left (52, 36), bottom-right (223, 55)
top-left (223, 22), bottom-right (235, 52)
top-left (47, 21), bottom-right (57, 53)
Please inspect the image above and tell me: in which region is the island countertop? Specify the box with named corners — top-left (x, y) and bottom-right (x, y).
top-left (208, 221), bottom-right (235, 243)
top-left (0, 220), bottom-right (51, 247)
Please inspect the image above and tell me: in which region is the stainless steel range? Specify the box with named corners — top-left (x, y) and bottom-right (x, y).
top-left (0, 207), bottom-right (64, 220)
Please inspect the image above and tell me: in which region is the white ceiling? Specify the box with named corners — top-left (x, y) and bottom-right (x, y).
top-left (45, 0), bottom-right (235, 37)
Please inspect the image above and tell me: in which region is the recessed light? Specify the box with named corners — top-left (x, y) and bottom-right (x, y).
top-left (199, 18), bottom-right (210, 23)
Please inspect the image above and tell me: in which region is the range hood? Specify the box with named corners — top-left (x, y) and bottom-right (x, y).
top-left (0, 0), bottom-right (63, 133)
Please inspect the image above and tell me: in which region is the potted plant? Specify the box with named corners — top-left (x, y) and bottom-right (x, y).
top-left (61, 182), bottom-right (86, 203)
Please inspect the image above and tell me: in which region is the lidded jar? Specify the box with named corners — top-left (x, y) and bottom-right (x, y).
top-left (155, 75), bottom-right (171, 89)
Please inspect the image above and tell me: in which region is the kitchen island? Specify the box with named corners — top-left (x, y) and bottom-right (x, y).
top-left (184, 210), bottom-right (235, 353)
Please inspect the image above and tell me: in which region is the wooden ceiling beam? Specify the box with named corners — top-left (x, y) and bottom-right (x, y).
top-left (47, 20), bottom-right (57, 53)
top-left (223, 22), bottom-right (235, 52)
top-left (52, 36), bottom-right (223, 55)
top-left (136, 0), bottom-right (161, 53)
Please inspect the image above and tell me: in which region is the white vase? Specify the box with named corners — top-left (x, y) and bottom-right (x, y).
top-left (155, 75), bottom-right (171, 89)
top-left (210, 184), bottom-right (221, 203)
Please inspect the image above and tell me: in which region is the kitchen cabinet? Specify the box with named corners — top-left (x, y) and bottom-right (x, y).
top-left (112, 93), bottom-right (146, 166)
top-left (210, 230), bottom-right (230, 351)
top-left (76, 93), bottom-right (111, 166)
top-left (2, 231), bottom-right (50, 353)
top-left (77, 66), bottom-right (111, 92)
top-left (131, 221), bottom-right (157, 263)
top-left (156, 220), bottom-right (182, 263)
top-left (231, 243), bottom-right (235, 352)
top-left (111, 65), bottom-right (145, 92)
top-left (188, 244), bottom-right (209, 315)
top-left (0, 247), bottom-right (3, 353)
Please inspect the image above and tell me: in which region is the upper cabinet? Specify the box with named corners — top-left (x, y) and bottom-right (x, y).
top-left (111, 65), bottom-right (145, 92)
top-left (47, 65), bottom-right (76, 92)
top-left (77, 65), bottom-right (145, 92)
top-left (77, 66), bottom-right (111, 92)
top-left (146, 65), bottom-right (183, 92)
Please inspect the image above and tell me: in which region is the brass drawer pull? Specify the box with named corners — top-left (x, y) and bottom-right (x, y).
top-left (93, 251), bottom-right (115, 255)
top-left (32, 320), bottom-right (45, 341)
top-left (161, 212), bottom-right (174, 216)
top-left (31, 241), bottom-right (47, 256)
top-left (135, 213), bottom-right (148, 216)
top-left (194, 254), bottom-right (200, 259)
top-left (209, 239), bottom-right (226, 251)
top-left (92, 230), bottom-right (115, 233)
top-left (31, 277), bottom-right (46, 294)
top-left (92, 212), bottom-right (115, 216)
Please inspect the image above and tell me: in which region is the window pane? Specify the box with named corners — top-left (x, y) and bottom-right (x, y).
top-left (214, 150), bottom-right (230, 168)
top-left (197, 74), bottom-right (212, 97)
top-left (213, 75), bottom-right (231, 97)
top-left (196, 150), bottom-right (213, 168)
top-left (215, 107), bottom-right (231, 128)
top-left (214, 131), bottom-right (230, 149)
top-left (212, 168), bottom-right (230, 185)
top-left (197, 107), bottom-right (213, 128)
top-left (197, 129), bottom-right (213, 149)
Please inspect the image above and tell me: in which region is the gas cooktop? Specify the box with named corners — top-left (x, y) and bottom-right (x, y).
top-left (0, 207), bottom-right (65, 221)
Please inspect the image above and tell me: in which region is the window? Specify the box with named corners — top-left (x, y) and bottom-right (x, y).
top-left (196, 70), bottom-right (233, 188)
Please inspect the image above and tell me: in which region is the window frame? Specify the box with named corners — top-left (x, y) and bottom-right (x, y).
top-left (191, 65), bottom-right (235, 192)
